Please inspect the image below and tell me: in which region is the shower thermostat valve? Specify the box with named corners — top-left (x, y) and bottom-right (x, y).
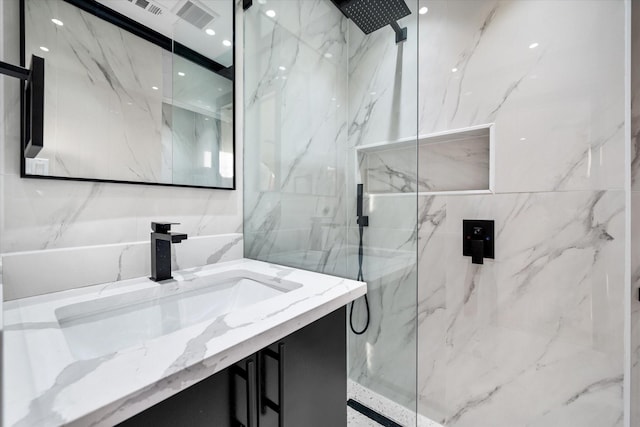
top-left (463, 219), bottom-right (495, 264)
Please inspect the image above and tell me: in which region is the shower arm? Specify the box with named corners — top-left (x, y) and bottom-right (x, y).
top-left (390, 21), bottom-right (407, 44)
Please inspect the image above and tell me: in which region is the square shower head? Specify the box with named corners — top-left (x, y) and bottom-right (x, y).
top-left (331, 0), bottom-right (411, 34)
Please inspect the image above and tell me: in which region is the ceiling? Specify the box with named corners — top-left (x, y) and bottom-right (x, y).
top-left (96, 0), bottom-right (233, 67)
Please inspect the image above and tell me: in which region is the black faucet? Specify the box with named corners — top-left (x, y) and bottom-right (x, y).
top-left (150, 222), bottom-right (188, 282)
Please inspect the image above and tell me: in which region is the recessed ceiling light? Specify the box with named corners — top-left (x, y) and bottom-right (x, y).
top-left (279, 65), bottom-right (286, 71)
top-left (324, 52), bottom-right (333, 58)
top-left (451, 67), bottom-right (458, 73)
top-left (520, 137), bottom-right (527, 141)
top-left (258, 0), bottom-right (267, 3)
top-left (39, 46), bottom-right (49, 52)
top-left (152, 86), bottom-right (159, 90)
top-left (266, 9), bottom-right (276, 18)
top-left (178, 72), bottom-right (185, 77)
top-left (205, 28), bottom-right (215, 36)
top-left (529, 42), bottom-right (539, 49)
top-left (51, 18), bottom-right (64, 26)
top-left (419, 7), bottom-right (428, 14)
top-left (222, 39), bottom-right (232, 47)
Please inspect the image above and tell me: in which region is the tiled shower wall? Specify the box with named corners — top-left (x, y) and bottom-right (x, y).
top-left (415, 1), bottom-right (625, 425)
top-left (349, 0), bottom-right (627, 425)
top-left (0, 0), bottom-right (244, 300)
top-left (631, 1), bottom-right (640, 426)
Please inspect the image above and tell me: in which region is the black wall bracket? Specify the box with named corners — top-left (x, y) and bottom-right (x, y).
top-left (463, 220), bottom-right (495, 265)
top-left (0, 55), bottom-right (44, 159)
top-left (390, 21), bottom-right (407, 44)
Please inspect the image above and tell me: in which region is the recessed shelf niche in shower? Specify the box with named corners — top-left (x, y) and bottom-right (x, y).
top-left (356, 124), bottom-right (494, 196)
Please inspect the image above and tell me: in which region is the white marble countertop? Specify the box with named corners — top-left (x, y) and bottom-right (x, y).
top-left (3, 259), bottom-right (366, 427)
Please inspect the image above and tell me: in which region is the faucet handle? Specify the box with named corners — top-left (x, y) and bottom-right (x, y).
top-left (151, 222), bottom-right (180, 234)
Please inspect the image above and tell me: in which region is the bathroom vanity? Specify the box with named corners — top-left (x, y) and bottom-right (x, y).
top-left (3, 259), bottom-right (365, 427)
top-left (120, 307), bottom-right (346, 427)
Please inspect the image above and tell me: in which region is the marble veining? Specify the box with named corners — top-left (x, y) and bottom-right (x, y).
top-left (417, 191), bottom-right (624, 426)
top-left (630, 2), bottom-right (640, 425)
top-left (419, 0), bottom-right (625, 193)
top-left (3, 259), bottom-right (366, 427)
top-left (2, 233), bottom-right (244, 300)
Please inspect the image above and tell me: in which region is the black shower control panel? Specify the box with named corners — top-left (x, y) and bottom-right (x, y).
top-left (463, 220), bottom-right (494, 265)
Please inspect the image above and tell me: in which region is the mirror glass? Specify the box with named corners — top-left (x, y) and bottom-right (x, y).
top-left (22, 0), bottom-right (234, 189)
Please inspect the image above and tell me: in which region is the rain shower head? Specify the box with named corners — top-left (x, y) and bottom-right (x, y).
top-left (331, 0), bottom-right (411, 43)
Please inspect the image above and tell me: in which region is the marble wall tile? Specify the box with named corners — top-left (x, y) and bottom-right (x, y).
top-left (630, 3), bottom-right (640, 426)
top-left (631, 192), bottom-right (640, 427)
top-left (2, 234), bottom-right (243, 300)
top-left (631, 0), bottom-right (640, 193)
top-left (348, 12), bottom-right (418, 149)
top-left (417, 191), bottom-right (624, 426)
top-left (419, 0), bottom-right (626, 193)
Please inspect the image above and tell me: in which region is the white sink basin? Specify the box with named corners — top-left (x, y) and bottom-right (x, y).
top-left (55, 270), bottom-right (302, 359)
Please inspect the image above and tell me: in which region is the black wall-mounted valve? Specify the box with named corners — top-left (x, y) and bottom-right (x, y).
top-left (463, 220), bottom-right (494, 265)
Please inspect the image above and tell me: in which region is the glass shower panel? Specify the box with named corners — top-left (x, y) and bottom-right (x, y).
top-left (346, 1), bottom-right (419, 425)
top-left (243, 1), bottom-right (349, 278)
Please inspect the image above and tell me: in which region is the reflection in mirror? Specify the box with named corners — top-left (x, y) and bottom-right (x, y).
top-left (22, 0), bottom-right (234, 189)
top-left (168, 55), bottom-right (233, 187)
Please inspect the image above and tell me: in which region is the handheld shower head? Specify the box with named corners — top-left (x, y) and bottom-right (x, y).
top-left (331, 0), bottom-right (411, 43)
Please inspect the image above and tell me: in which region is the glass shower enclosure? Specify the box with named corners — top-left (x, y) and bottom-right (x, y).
top-left (243, 0), bottom-right (419, 425)
top-left (244, 1), bottom-right (630, 426)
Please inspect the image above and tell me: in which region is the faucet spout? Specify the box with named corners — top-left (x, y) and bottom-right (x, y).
top-left (150, 222), bottom-right (188, 282)
top-left (170, 232), bottom-right (188, 244)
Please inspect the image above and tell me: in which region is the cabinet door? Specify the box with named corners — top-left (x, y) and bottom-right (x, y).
top-left (259, 307), bottom-right (347, 427)
top-left (117, 368), bottom-right (232, 427)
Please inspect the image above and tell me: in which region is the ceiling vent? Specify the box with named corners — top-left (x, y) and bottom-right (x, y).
top-left (127, 0), bottom-right (163, 16)
top-left (176, 0), bottom-right (217, 29)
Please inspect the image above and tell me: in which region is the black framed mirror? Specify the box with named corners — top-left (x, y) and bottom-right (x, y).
top-left (20, 0), bottom-right (235, 190)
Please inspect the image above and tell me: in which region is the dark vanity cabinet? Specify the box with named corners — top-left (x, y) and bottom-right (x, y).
top-left (120, 307), bottom-right (347, 427)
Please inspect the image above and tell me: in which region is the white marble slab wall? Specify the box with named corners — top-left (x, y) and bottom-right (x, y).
top-left (243, 0), bottom-right (350, 276)
top-left (414, 1), bottom-right (626, 426)
top-left (417, 192), bottom-right (624, 426)
top-left (344, 0), bottom-right (627, 425)
top-left (0, 0), bottom-right (244, 300)
top-left (630, 2), bottom-right (640, 426)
